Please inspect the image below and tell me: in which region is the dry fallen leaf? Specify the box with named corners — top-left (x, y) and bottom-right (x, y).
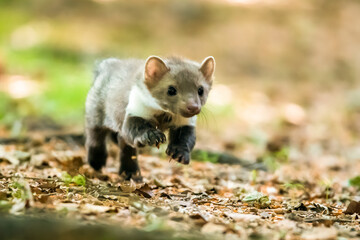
top-left (189, 213), bottom-right (208, 226)
top-left (344, 201), bottom-right (360, 215)
top-left (0, 147), bottom-right (20, 165)
top-left (135, 183), bottom-right (154, 198)
top-left (30, 154), bottom-right (48, 167)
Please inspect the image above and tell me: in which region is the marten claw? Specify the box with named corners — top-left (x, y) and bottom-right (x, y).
top-left (144, 129), bottom-right (166, 147)
top-left (166, 145), bottom-right (190, 165)
top-left (134, 129), bottom-right (166, 147)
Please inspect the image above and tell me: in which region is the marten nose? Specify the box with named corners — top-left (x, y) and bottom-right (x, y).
top-left (187, 104), bottom-right (200, 114)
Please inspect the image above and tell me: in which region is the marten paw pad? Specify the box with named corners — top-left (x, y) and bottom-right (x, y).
top-left (166, 145), bottom-right (190, 164)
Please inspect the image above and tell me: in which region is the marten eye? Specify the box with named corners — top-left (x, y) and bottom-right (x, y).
top-left (198, 86), bottom-right (204, 96)
top-left (167, 86), bottom-right (177, 96)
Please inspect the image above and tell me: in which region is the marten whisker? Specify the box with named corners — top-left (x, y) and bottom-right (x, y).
top-left (201, 105), bottom-right (218, 130)
top-left (199, 108), bottom-right (209, 129)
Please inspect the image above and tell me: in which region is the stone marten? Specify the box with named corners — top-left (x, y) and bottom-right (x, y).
top-left (85, 56), bottom-right (215, 180)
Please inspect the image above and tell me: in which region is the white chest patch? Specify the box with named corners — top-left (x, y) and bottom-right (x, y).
top-left (126, 85), bottom-right (164, 119)
top-left (126, 85), bottom-right (197, 127)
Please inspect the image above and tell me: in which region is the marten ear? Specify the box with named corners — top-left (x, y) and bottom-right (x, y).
top-left (200, 56), bottom-right (215, 83)
top-left (145, 56), bottom-right (169, 88)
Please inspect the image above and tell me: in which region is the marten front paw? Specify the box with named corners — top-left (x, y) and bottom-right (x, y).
top-left (166, 145), bottom-right (190, 164)
top-left (134, 129), bottom-right (166, 147)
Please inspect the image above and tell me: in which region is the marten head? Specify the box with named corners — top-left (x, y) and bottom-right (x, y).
top-left (144, 56), bottom-right (215, 118)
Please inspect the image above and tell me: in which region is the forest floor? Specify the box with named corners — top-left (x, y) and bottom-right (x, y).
top-left (1, 83), bottom-right (360, 240)
top-left (1, 92), bottom-right (360, 240)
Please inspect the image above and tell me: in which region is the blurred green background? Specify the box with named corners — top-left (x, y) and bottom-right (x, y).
top-left (0, 0), bottom-right (360, 139)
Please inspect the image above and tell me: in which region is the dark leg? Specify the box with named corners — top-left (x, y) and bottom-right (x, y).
top-left (86, 127), bottom-right (108, 170)
top-left (118, 136), bottom-right (142, 181)
top-left (166, 125), bottom-right (196, 164)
